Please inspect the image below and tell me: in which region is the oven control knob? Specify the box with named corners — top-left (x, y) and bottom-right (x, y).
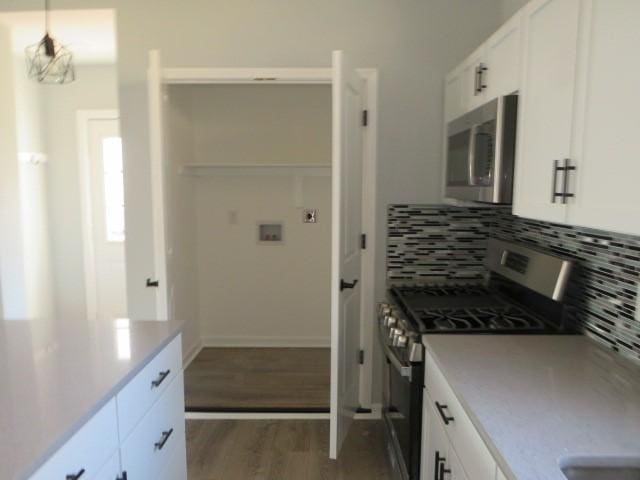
top-left (389, 327), bottom-right (401, 340)
top-left (396, 335), bottom-right (408, 348)
top-left (386, 316), bottom-right (398, 327)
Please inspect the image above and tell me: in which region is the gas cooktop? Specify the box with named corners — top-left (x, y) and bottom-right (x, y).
top-left (389, 284), bottom-right (564, 334)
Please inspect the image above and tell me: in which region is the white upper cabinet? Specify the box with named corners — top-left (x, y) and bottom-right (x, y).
top-left (483, 13), bottom-right (522, 99)
top-left (444, 12), bottom-right (522, 123)
top-left (567, 0), bottom-right (640, 235)
top-left (513, 0), bottom-right (640, 235)
top-left (512, 0), bottom-right (581, 224)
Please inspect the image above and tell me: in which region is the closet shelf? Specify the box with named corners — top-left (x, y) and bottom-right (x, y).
top-left (179, 163), bottom-right (332, 177)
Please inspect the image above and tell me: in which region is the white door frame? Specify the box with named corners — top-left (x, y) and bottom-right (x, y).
top-left (156, 59), bottom-right (378, 409)
top-left (76, 109), bottom-right (120, 321)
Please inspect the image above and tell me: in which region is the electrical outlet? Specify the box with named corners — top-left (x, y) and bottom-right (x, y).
top-left (303, 209), bottom-right (318, 223)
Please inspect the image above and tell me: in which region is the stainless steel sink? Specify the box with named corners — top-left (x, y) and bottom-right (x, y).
top-left (561, 457), bottom-right (640, 480)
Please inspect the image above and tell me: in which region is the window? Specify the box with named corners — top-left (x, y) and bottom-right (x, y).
top-left (102, 137), bottom-right (125, 242)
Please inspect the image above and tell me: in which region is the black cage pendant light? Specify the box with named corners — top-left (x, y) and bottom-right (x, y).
top-left (25, 0), bottom-right (75, 84)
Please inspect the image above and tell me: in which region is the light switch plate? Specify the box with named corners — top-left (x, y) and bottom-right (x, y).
top-left (303, 209), bottom-right (318, 223)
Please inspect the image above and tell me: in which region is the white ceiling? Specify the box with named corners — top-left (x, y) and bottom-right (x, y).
top-left (0, 9), bottom-right (116, 65)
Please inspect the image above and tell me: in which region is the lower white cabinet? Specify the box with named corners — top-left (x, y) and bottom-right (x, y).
top-left (422, 352), bottom-right (500, 480)
top-left (120, 372), bottom-right (186, 480)
top-left (29, 399), bottom-right (119, 480)
top-left (28, 334), bottom-right (186, 480)
top-left (94, 453), bottom-right (123, 480)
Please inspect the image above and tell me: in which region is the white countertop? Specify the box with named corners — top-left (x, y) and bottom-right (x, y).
top-left (0, 317), bottom-right (184, 480)
top-left (423, 335), bottom-right (640, 480)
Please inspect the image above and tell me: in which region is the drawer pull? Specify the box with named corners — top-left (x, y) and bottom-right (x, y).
top-left (435, 401), bottom-right (455, 425)
top-left (154, 428), bottom-right (174, 451)
top-left (439, 460), bottom-right (451, 480)
top-left (151, 369), bottom-right (171, 388)
top-left (65, 469), bottom-right (85, 480)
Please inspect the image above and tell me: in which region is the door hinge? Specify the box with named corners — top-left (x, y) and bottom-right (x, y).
top-left (358, 349), bottom-right (365, 365)
top-left (360, 233), bottom-right (367, 250)
top-left (146, 278), bottom-right (159, 288)
top-left (362, 109), bottom-right (368, 127)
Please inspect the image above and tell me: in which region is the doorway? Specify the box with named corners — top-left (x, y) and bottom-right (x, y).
top-left (163, 83), bottom-right (333, 412)
top-left (78, 111), bottom-right (128, 321)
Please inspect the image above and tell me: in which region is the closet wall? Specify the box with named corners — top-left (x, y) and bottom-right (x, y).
top-left (167, 84), bottom-right (332, 348)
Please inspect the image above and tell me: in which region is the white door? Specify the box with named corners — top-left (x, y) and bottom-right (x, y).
top-left (86, 118), bottom-right (127, 320)
top-left (329, 50), bottom-right (364, 459)
top-left (512, 0), bottom-right (581, 223)
top-left (144, 50), bottom-right (170, 320)
top-left (421, 394), bottom-right (451, 480)
top-left (460, 46), bottom-right (487, 112)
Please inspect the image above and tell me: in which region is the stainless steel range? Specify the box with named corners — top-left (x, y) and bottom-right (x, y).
top-left (378, 238), bottom-right (575, 480)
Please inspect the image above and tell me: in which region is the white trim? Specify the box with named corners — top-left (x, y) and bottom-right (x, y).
top-left (146, 50), bottom-right (378, 417)
top-left (179, 163), bottom-right (331, 177)
top-left (186, 412), bottom-right (331, 420)
top-left (163, 67), bottom-right (332, 84)
top-left (356, 68), bottom-right (378, 410)
top-left (202, 335), bottom-right (330, 348)
top-left (76, 109), bottom-right (119, 321)
top-left (182, 338), bottom-right (203, 369)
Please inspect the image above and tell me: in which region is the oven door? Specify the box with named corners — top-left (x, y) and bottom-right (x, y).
top-left (381, 342), bottom-right (423, 480)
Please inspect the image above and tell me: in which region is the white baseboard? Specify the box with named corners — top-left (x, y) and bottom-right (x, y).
top-left (201, 335), bottom-right (330, 348)
top-left (182, 339), bottom-right (203, 368)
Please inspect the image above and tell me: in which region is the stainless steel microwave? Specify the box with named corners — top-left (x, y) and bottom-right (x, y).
top-left (445, 95), bottom-right (518, 204)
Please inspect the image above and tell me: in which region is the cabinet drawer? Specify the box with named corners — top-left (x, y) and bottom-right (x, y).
top-left (94, 452), bottom-right (122, 480)
top-left (120, 372), bottom-right (186, 480)
top-left (425, 352), bottom-right (496, 480)
top-left (160, 430), bottom-right (188, 480)
top-left (30, 399), bottom-right (119, 480)
top-left (117, 334), bottom-right (182, 441)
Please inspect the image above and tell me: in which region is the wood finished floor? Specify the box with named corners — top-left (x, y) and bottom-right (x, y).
top-left (184, 348), bottom-right (330, 411)
top-left (186, 420), bottom-right (391, 480)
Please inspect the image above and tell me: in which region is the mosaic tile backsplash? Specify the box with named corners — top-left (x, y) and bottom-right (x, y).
top-left (387, 204), bottom-right (640, 361)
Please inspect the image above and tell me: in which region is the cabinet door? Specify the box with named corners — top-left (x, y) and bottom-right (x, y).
top-left (444, 68), bottom-right (465, 122)
top-left (94, 452), bottom-right (122, 480)
top-left (484, 12), bottom-right (522, 99)
top-left (448, 445), bottom-right (470, 480)
top-left (567, 0), bottom-right (640, 235)
top-left (513, 0), bottom-right (581, 223)
top-left (421, 392), bottom-right (451, 480)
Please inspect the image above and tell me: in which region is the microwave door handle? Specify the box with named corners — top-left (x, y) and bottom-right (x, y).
top-left (468, 124), bottom-right (479, 185)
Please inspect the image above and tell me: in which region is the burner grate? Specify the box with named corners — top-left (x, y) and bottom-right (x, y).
top-left (416, 305), bottom-right (546, 333)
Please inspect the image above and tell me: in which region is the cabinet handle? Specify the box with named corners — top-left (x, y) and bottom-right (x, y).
top-left (151, 369), bottom-right (171, 388)
top-left (340, 279), bottom-right (358, 291)
top-left (435, 401), bottom-right (455, 425)
top-left (154, 428), bottom-right (174, 450)
top-left (434, 451), bottom-right (445, 480)
top-left (65, 469), bottom-right (85, 480)
top-left (561, 158), bottom-right (576, 204)
top-left (551, 160), bottom-right (562, 203)
top-left (439, 461), bottom-right (452, 480)
top-left (116, 472), bottom-right (128, 480)
top-left (478, 63), bottom-right (488, 92)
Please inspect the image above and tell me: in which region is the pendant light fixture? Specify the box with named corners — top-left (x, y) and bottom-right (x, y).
top-left (25, 0), bottom-right (75, 84)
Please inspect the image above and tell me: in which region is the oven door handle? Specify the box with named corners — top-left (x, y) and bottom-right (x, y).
top-left (380, 336), bottom-right (413, 379)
